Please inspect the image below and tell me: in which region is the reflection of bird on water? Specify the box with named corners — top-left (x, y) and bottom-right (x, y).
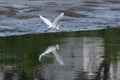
top-left (39, 44), bottom-right (64, 65)
top-left (39, 12), bottom-right (64, 32)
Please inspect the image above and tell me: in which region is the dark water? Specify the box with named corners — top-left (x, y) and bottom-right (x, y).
top-left (0, 28), bottom-right (120, 80)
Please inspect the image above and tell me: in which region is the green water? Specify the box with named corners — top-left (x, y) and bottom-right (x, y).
top-left (0, 28), bottom-right (120, 80)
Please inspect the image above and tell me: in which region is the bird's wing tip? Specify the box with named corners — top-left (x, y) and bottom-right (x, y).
top-left (39, 15), bottom-right (42, 18)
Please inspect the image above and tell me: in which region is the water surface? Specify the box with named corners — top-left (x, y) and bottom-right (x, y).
top-left (0, 28), bottom-right (120, 80)
top-left (0, 0), bottom-right (120, 36)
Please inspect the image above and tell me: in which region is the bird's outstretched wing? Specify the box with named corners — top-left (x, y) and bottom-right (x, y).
top-left (39, 47), bottom-right (52, 61)
top-left (39, 15), bottom-right (52, 26)
top-left (53, 50), bottom-right (64, 65)
top-left (53, 12), bottom-right (64, 25)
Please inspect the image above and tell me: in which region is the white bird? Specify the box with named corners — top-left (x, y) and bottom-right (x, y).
top-left (39, 12), bottom-right (64, 32)
top-left (39, 44), bottom-right (64, 65)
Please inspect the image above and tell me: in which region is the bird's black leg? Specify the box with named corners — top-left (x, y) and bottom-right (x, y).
top-left (44, 28), bottom-right (50, 32)
top-left (107, 25), bottom-right (110, 28)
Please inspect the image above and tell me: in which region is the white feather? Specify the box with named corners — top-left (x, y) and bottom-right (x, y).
top-left (39, 12), bottom-right (64, 30)
top-left (39, 44), bottom-right (64, 65)
top-left (39, 15), bottom-right (52, 26)
top-left (53, 12), bottom-right (64, 26)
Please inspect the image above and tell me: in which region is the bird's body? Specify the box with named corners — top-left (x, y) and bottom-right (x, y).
top-left (39, 12), bottom-right (64, 32)
top-left (39, 44), bottom-right (64, 65)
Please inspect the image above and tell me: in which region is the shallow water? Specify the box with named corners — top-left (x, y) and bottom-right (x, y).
top-left (0, 28), bottom-right (120, 80)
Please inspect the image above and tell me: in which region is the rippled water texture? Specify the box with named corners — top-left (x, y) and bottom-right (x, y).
top-left (0, 0), bottom-right (120, 80)
top-left (0, 28), bottom-right (120, 80)
top-left (0, 0), bottom-right (120, 36)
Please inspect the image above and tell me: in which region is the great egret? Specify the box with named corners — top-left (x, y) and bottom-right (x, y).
top-left (39, 44), bottom-right (64, 65)
top-left (39, 12), bottom-right (64, 32)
